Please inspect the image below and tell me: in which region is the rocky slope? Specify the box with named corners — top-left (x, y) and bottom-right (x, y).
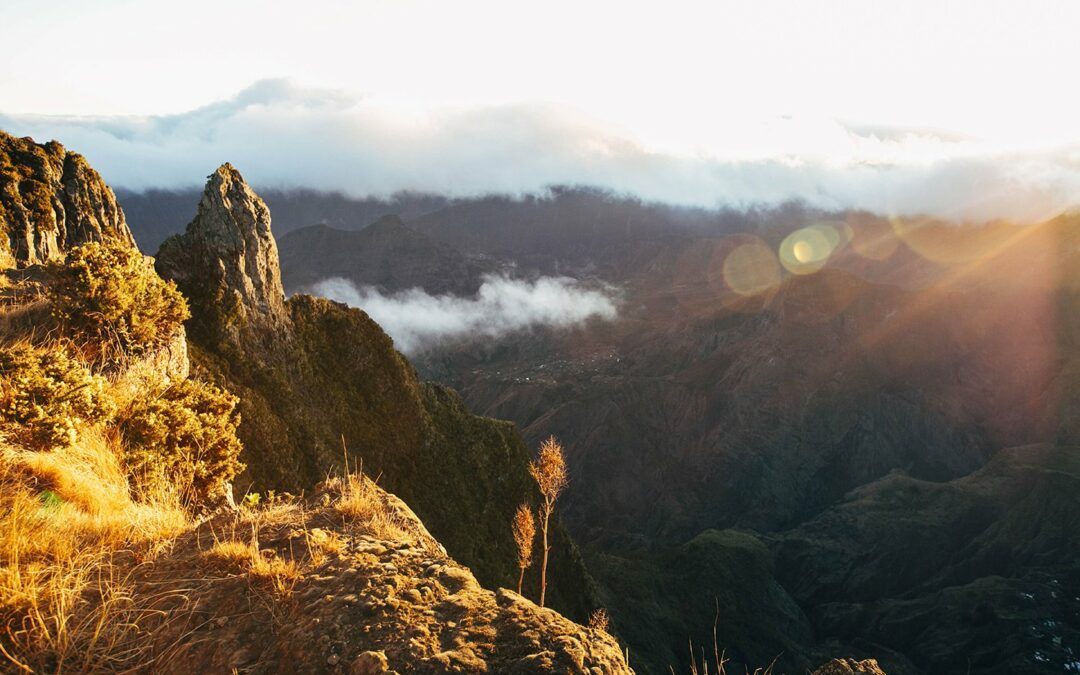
top-left (0, 130), bottom-right (133, 267)
top-left (772, 443), bottom-right (1080, 674)
top-left (133, 478), bottom-right (631, 674)
top-left (0, 133), bottom-right (634, 673)
top-left (155, 165), bottom-right (601, 620)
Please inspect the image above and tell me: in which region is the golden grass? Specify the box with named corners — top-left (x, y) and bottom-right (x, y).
top-left (249, 556), bottom-right (301, 597)
top-left (201, 521), bottom-right (301, 599)
top-left (332, 472), bottom-right (407, 541)
top-left (0, 428), bottom-right (190, 672)
top-left (304, 527), bottom-right (346, 568)
top-left (0, 272), bottom-right (53, 348)
top-left (588, 608), bottom-right (611, 634)
top-left (200, 539), bottom-right (258, 572)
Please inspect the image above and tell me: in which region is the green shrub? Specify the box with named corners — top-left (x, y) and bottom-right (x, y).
top-left (0, 343), bottom-right (112, 450)
top-left (119, 378), bottom-right (244, 504)
top-left (49, 241), bottom-right (190, 364)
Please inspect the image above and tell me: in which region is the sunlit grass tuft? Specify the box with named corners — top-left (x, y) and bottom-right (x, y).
top-left (0, 428), bottom-right (190, 672)
top-left (331, 471), bottom-right (408, 541)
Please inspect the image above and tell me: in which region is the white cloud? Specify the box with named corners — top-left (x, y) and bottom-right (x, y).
top-left (2, 79), bottom-right (1080, 223)
top-left (310, 275), bottom-right (618, 354)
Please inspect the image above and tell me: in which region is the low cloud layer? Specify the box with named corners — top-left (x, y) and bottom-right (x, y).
top-left (3, 79), bottom-right (1080, 222)
top-left (311, 275), bottom-right (618, 354)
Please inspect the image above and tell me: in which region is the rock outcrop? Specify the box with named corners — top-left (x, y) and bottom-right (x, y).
top-left (155, 165), bottom-right (602, 621)
top-left (156, 164), bottom-right (288, 344)
top-left (0, 130), bottom-right (134, 267)
top-left (136, 479), bottom-right (632, 674)
top-left (0, 136), bottom-right (630, 674)
top-left (812, 659), bottom-right (887, 675)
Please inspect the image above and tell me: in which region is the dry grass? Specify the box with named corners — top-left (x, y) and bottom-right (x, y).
top-left (304, 527), bottom-right (346, 568)
top-left (332, 472), bottom-right (408, 541)
top-left (0, 272), bottom-right (54, 347)
top-left (0, 429), bottom-right (190, 672)
top-left (249, 556), bottom-right (301, 597)
top-left (201, 519), bottom-right (302, 599)
top-left (200, 538), bottom-right (258, 572)
top-left (678, 602), bottom-right (777, 675)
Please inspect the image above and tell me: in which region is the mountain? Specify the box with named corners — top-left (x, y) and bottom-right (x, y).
top-left (117, 186), bottom-right (449, 251)
top-left (278, 217), bottom-right (492, 296)
top-left (0, 131), bottom-right (902, 674)
top-left (0, 133), bottom-right (640, 673)
top-left (154, 165), bottom-right (601, 620)
top-left (0, 130), bottom-right (133, 267)
top-left (246, 184), bottom-right (1080, 673)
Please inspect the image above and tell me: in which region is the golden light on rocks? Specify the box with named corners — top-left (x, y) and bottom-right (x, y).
top-left (779, 224), bottom-right (839, 274)
top-left (722, 238), bottom-right (781, 297)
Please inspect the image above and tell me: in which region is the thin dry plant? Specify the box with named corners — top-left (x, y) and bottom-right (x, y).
top-left (512, 503), bottom-right (536, 596)
top-left (528, 435), bottom-right (568, 608)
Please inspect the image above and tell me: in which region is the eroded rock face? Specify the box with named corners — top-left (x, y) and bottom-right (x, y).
top-left (136, 480), bottom-right (633, 674)
top-left (0, 130), bottom-right (134, 268)
top-left (156, 164), bottom-right (287, 343)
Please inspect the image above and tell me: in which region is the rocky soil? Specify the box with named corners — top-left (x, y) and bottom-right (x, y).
top-left (136, 481), bottom-right (631, 674)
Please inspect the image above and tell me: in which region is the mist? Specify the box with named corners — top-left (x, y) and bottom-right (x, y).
top-left (3, 79), bottom-right (1080, 224)
top-left (310, 275), bottom-right (618, 354)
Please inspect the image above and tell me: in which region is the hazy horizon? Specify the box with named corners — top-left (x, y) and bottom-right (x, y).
top-left (4, 1), bottom-right (1080, 222)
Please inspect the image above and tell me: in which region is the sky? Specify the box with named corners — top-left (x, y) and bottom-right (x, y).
top-left (2, 0), bottom-right (1080, 221)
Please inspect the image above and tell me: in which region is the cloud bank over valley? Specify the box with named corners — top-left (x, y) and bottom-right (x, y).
top-left (310, 274), bottom-right (619, 354)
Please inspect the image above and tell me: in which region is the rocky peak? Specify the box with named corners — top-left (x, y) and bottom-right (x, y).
top-left (0, 130), bottom-right (134, 268)
top-left (156, 163), bottom-right (287, 343)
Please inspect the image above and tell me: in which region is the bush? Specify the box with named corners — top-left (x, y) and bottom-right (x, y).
top-left (119, 378), bottom-right (244, 504)
top-left (49, 241), bottom-right (189, 364)
top-left (0, 343), bottom-right (112, 450)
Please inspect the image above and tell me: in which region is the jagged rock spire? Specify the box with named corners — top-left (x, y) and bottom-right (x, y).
top-left (0, 130), bottom-right (134, 268)
top-left (156, 164), bottom-right (288, 344)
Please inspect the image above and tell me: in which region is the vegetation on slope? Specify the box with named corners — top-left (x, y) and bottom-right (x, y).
top-left (157, 165), bottom-right (603, 620)
top-left (0, 249), bottom-right (237, 670)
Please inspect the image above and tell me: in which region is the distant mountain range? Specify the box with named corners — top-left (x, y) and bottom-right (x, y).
top-left (119, 180), bottom-right (1080, 674)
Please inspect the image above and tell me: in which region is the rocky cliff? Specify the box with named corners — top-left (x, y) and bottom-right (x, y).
top-left (156, 164), bottom-right (288, 344)
top-left (0, 130), bottom-right (134, 267)
top-left (156, 165), bottom-right (601, 620)
top-left (0, 133), bottom-right (633, 673)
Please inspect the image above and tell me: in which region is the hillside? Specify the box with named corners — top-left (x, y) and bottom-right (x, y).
top-left (0, 133), bottom-right (632, 672)
top-left (253, 185), bottom-right (1080, 672)
top-left (154, 164), bottom-right (602, 619)
top-left (278, 218), bottom-right (492, 296)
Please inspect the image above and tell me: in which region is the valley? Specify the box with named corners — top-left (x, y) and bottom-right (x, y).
top-left (153, 187), bottom-right (1080, 674)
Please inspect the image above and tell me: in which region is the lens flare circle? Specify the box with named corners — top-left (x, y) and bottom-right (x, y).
top-left (779, 224), bottom-right (838, 274)
top-left (722, 239), bottom-right (781, 297)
